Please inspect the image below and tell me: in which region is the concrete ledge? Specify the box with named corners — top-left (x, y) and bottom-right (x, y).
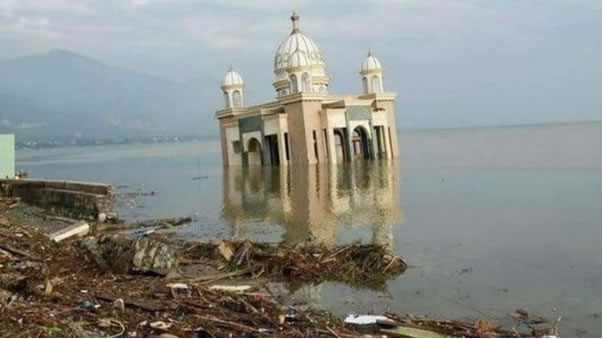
top-left (0, 179), bottom-right (115, 220)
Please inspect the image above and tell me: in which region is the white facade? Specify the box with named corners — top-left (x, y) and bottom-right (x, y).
top-left (215, 12), bottom-right (399, 167)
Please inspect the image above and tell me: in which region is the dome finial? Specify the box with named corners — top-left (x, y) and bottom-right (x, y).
top-left (367, 49), bottom-right (373, 57)
top-left (291, 10), bottom-right (300, 33)
top-left (228, 64), bottom-right (233, 72)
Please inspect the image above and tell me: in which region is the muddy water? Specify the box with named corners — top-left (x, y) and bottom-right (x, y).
top-left (17, 122), bottom-right (601, 337)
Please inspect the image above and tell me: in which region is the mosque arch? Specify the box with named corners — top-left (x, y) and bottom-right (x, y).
top-left (352, 126), bottom-right (370, 159)
top-left (362, 77), bottom-right (368, 94)
top-left (247, 137), bottom-right (263, 166)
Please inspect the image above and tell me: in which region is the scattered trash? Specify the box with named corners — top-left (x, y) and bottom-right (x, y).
top-left (48, 221), bottom-right (89, 242)
top-left (0, 200), bottom-right (558, 338)
top-left (113, 298), bottom-right (125, 312)
top-left (80, 300), bottom-right (100, 311)
top-left (381, 325), bottom-right (449, 338)
top-left (344, 314), bottom-right (396, 327)
top-left (217, 241), bottom-right (234, 261)
top-left (183, 240), bottom-right (407, 286)
top-left (208, 285), bottom-right (252, 293)
top-left (166, 283), bottom-right (189, 290)
top-left (149, 321), bottom-right (172, 331)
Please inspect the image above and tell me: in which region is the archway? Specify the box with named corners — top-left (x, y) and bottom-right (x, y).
top-left (333, 129), bottom-right (348, 162)
top-left (352, 126), bottom-right (370, 159)
top-left (247, 138), bottom-right (262, 166)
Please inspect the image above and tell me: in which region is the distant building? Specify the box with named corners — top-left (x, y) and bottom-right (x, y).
top-left (0, 134), bottom-right (15, 178)
top-left (215, 11), bottom-right (399, 166)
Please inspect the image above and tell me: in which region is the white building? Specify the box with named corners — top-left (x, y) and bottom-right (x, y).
top-left (215, 11), bottom-right (399, 166)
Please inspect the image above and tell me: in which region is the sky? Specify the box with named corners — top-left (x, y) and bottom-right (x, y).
top-left (0, 0), bottom-right (601, 129)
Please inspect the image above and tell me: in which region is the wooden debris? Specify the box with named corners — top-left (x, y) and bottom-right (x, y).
top-left (48, 221), bottom-right (89, 242)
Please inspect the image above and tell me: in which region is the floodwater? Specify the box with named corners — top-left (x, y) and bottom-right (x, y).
top-left (16, 122), bottom-right (601, 337)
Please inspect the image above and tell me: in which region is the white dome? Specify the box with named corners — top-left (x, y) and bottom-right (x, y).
top-left (222, 68), bottom-right (244, 87)
top-left (360, 51), bottom-right (382, 73)
top-left (274, 11), bottom-right (325, 74)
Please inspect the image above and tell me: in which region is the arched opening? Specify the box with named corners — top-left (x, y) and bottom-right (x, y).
top-left (224, 92), bottom-right (230, 108)
top-left (352, 126), bottom-right (370, 159)
top-left (333, 129), bottom-right (348, 162)
top-left (290, 74), bottom-right (298, 93)
top-left (247, 138), bottom-right (262, 166)
top-left (301, 72), bottom-right (311, 92)
top-left (232, 90), bottom-right (242, 107)
top-left (362, 77), bottom-right (368, 94)
top-left (371, 75), bottom-right (381, 93)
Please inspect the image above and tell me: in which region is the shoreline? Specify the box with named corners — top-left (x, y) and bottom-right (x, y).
top-left (0, 196), bottom-right (557, 338)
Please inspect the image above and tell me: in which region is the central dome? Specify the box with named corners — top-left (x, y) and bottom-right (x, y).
top-left (273, 11), bottom-right (325, 77)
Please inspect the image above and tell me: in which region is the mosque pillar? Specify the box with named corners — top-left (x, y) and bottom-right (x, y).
top-left (383, 124), bottom-right (392, 159)
top-left (277, 131), bottom-right (288, 166)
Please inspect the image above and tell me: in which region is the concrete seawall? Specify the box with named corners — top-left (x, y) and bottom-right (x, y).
top-left (0, 179), bottom-right (115, 220)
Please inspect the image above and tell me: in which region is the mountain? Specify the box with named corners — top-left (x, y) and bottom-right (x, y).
top-left (0, 49), bottom-right (220, 141)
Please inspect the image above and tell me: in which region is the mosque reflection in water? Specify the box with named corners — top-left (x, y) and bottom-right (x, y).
top-left (221, 161), bottom-right (402, 251)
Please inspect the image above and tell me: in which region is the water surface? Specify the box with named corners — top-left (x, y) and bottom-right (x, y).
top-left (17, 122), bottom-right (602, 337)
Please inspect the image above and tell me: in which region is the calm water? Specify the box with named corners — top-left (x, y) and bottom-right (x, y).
top-left (17, 122), bottom-right (601, 337)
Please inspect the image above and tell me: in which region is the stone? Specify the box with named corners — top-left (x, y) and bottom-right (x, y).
top-left (97, 213), bottom-right (107, 223)
top-left (217, 241), bottom-right (234, 261)
top-left (76, 235), bottom-right (177, 276)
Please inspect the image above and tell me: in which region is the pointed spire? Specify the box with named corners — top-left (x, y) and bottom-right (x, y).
top-left (367, 49), bottom-right (373, 57)
top-left (228, 64), bottom-right (233, 72)
top-left (291, 10), bottom-right (300, 34)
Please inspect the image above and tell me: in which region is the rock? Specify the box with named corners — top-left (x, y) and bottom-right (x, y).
top-left (131, 236), bottom-right (176, 275)
top-left (97, 213), bottom-right (107, 223)
top-left (76, 235), bottom-right (177, 275)
top-left (217, 241), bottom-right (234, 261)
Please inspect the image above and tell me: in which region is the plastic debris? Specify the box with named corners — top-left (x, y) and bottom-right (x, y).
top-left (344, 314), bottom-right (396, 327)
top-left (208, 285), bottom-right (252, 293)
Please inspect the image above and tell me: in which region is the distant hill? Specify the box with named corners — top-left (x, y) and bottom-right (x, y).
top-left (0, 49), bottom-right (220, 141)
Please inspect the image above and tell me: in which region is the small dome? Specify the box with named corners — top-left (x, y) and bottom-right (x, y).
top-left (274, 11), bottom-right (325, 74)
top-left (360, 51), bottom-right (382, 73)
top-left (222, 68), bottom-right (244, 87)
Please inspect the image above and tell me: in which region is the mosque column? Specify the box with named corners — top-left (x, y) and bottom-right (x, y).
top-left (324, 115), bottom-right (337, 164)
top-left (277, 130), bottom-right (288, 166)
top-left (383, 124), bottom-right (392, 159)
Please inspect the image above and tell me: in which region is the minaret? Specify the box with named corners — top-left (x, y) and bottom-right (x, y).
top-left (221, 67), bottom-right (245, 108)
top-left (360, 50), bottom-right (384, 94)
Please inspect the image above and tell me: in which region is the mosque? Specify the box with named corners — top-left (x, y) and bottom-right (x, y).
top-left (215, 11), bottom-right (399, 166)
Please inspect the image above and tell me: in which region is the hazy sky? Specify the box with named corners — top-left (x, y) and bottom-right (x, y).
top-left (0, 0), bottom-right (600, 129)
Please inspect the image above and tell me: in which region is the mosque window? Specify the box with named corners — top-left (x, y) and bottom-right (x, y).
top-left (233, 90), bottom-right (242, 107)
top-left (290, 74), bottom-right (298, 93)
top-left (371, 75), bottom-right (381, 93)
top-left (232, 141), bottom-right (242, 154)
top-left (362, 77), bottom-right (368, 94)
top-left (302, 73), bottom-right (311, 92)
top-left (224, 92), bottom-right (230, 108)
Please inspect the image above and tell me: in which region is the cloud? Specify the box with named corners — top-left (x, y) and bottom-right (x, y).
top-left (0, 0), bottom-right (600, 128)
